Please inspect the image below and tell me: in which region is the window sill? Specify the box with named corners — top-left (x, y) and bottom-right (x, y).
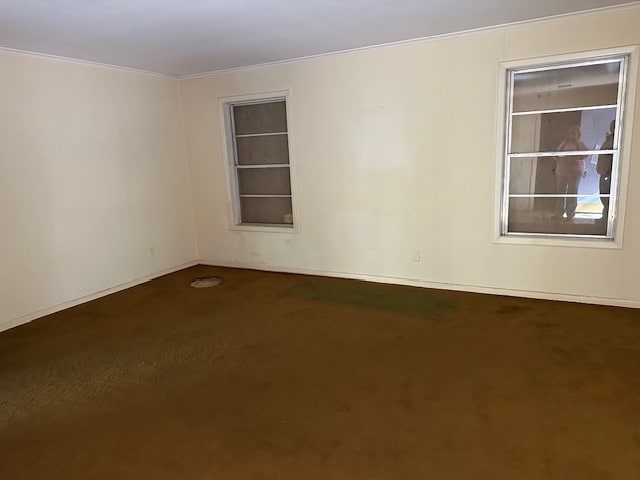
top-left (494, 233), bottom-right (621, 249)
top-left (231, 223), bottom-right (297, 234)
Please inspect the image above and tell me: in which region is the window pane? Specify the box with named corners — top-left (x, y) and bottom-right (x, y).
top-left (238, 167), bottom-right (291, 195)
top-left (513, 62), bottom-right (620, 112)
top-left (241, 197), bottom-right (293, 225)
top-left (236, 134), bottom-right (289, 165)
top-left (234, 101), bottom-right (287, 135)
top-left (510, 108), bottom-right (616, 154)
top-left (507, 197), bottom-right (608, 236)
top-left (503, 56), bottom-right (625, 239)
top-left (509, 156), bottom-right (605, 197)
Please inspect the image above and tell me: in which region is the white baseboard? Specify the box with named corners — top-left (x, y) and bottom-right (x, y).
top-left (199, 259), bottom-right (640, 309)
top-left (4, 258), bottom-right (636, 334)
top-left (0, 261), bottom-right (198, 333)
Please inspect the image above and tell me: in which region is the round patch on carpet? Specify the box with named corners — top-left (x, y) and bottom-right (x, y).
top-left (190, 276), bottom-right (222, 288)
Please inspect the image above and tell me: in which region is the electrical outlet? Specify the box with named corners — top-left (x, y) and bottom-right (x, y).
top-left (412, 250), bottom-right (421, 262)
top-left (148, 247), bottom-right (157, 258)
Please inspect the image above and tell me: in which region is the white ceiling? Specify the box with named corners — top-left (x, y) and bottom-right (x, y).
top-left (0, 0), bottom-right (637, 77)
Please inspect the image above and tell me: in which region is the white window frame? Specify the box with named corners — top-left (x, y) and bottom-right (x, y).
top-left (218, 90), bottom-right (299, 234)
top-left (494, 46), bottom-right (638, 249)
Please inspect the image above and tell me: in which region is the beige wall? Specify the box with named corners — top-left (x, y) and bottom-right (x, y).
top-left (0, 52), bottom-right (197, 330)
top-left (180, 6), bottom-right (640, 306)
top-left (2, 6), bottom-right (638, 331)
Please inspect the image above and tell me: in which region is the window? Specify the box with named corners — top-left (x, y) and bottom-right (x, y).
top-left (221, 94), bottom-right (295, 230)
top-left (500, 53), bottom-right (631, 240)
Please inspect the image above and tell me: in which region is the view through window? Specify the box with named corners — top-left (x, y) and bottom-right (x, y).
top-left (226, 98), bottom-right (294, 227)
top-left (502, 56), bottom-right (628, 238)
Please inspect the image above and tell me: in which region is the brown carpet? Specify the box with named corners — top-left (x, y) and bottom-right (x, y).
top-left (1, 265), bottom-right (639, 479)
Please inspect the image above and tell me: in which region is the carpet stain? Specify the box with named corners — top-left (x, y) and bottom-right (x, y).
top-left (496, 304), bottom-right (530, 315)
top-left (284, 277), bottom-right (456, 320)
top-left (0, 266), bottom-right (639, 480)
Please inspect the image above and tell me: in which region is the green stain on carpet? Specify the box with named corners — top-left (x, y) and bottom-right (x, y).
top-left (285, 278), bottom-right (456, 320)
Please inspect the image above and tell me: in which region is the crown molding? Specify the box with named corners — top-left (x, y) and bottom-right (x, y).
top-left (0, 46), bottom-right (176, 79)
top-left (179, 1), bottom-right (640, 80)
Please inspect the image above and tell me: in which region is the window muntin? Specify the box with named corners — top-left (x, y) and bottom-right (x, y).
top-left (227, 98), bottom-right (294, 227)
top-left (502, 56), bottom-right (627, 239)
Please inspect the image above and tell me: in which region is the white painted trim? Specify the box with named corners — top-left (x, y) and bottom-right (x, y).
top-left (2, 2), bottom-right (639, 78)
top-left (217, 90), bottom-right (301, 234)
top-left (199, 260), bottom-right (640, 309)
top-left (0, 46), bottom-right (176, 79)
top-left (231, 224), bottom-right (296, 234)
top-left (177, 81), bottom-right (200, 260)
top-left (3, 255), bottom-right (637, 334)
top-left (0, 261), bottom-right (198, 333)
top-left (492, 44), bottom-right (639, 249)
top-left (179, 1), bottom-right (640, 79)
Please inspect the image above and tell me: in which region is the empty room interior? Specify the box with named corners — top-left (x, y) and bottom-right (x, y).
top-left (2, 1), bottom-right (640, 478)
